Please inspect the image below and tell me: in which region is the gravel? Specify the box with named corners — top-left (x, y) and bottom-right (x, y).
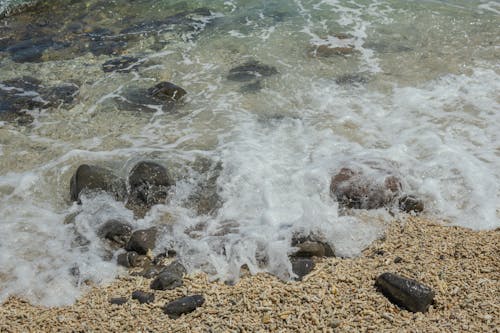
top-left (0, 217), bottom-right (498, 332)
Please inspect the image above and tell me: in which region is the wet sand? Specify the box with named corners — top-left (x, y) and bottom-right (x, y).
top-left (1, 216), bottom-right (498, 332)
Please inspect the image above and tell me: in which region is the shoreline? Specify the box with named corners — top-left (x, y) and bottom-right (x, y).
top-left (1, 217), bottom-right (498, 332)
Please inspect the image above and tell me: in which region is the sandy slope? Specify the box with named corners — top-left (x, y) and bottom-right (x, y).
top-left (1, 217), bottom-right (498, 332)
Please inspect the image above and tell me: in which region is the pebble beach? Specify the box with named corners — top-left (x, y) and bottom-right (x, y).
top-left (2, 217), bottom-right (498, 332)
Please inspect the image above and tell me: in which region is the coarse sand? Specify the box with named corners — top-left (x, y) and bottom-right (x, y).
top-left (1, 217), bottom-right (498, 332)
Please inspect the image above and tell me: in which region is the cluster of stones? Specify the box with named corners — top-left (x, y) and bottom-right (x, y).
top-left (0, 76), bottom-right (79, 125)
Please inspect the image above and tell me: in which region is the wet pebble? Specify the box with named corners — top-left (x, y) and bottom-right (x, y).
top-left (164, 295), bottom-right (205, 319)
top-left (98, 220), bottom-right (132, 247)
top-left (125, 227), bottom-right (157, 255)
top-left (291, 257), bottom-right (315, 280)
top-left (131, 290), bottom-right (155, 304)
top-left (117, 251), bottom-right (149, 268)
top-left (109, 297), bottom-right (128, 305)
top-left (375, 272), bottom-right (435, 313)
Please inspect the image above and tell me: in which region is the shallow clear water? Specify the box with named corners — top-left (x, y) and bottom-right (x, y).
top-left (0, 0), bottom-right (498, 306)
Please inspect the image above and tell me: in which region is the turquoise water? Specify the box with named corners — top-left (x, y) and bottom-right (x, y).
top-left (0, 0), bottom-right (498, 305)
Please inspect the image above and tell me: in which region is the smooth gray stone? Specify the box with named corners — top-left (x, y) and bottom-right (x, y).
top-left (375, 272), bottom-right (435, 313)
top-left (164, 295), bottom-right (205, 319)
top-left (291, 257), bottom-right (314, 280)
top-left (70, 164), bottom-right (127, 202)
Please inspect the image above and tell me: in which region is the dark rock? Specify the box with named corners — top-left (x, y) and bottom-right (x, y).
top-left (109, 297), bottom-right (128, 305)
top-left (161, 260), bottom-right (187, 277)
top-left (128, 161), bottom-right (174, 207)
top-left (98, 220), bottom-right (132, 246)
top-left (312, 45), bottom-right (355, 57)
top-left (0, 76), bottom-right (45, 125)
top-left (291, 257), bottom-right (314, 280)
top-left (291, 235), bottom-right (335, 258)
top-left (375, 272), bottom-right (435, 313)
top-left (335, 73), bottom-right (368, 86)
top-left (330, 167), bottom-right (402, 210)
top-left (125, 227), bottom-right (157, 255)
top-left (150, 270), bottom-right (183, 291)
top-left (117, 251), bottom-right (148, 268)
top-left (147, 82), bottom-right (187, 102)
top-left (89, 39), bottom-right (127, 56)
top-left (135, 265), bottom-right (166, 279)
top-left (7, 37), bottom-right (54, 62)
top-left (240, 80), bottom-right (262, 93)
top-left (102, 56), bottom-right (142, 73)
top-left (394, 256), bottom-right (403, 264)
top-left (164, 295), bottom-right (205, 319)
top-left (399, 195), bottom-right (424, 213)
top-left (69, 164), bottom-right (127, 202)
top-left (120, 8), bottom-right (212, 36)
top-left (227, 61), bottom-right (278, 82)
top-left (42, 83), bottom-right (79, 106)
top-left (131, 290), bottom-right (155, 304)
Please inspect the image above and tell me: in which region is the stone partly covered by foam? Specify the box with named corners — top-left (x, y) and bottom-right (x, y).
top-left (98, 220), bottom-right (132, 247)
top-left (70, 164), bottom-right (127, 202)
top-left (375, 272), bottom-right (435, 313)
top-left (128, 161), bottom-right (175, 207)
top-left (291, 234), bottom-right (335, 258)
top-left (330, 166), bottom-right (403, 210)
top-left (164, 295), bottom-right (205, 319)
top-left (125, 227), bottom-right (157, 255)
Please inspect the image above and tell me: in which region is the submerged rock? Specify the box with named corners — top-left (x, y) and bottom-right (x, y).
top-left (312, 45), bottom-right (356, 57)
top-left (375, 273), bottom-right (435, 313)
top-left (70, 164), bottom-right (127, 202)
top-left (125, 227), bottom-right (157, 255)
top-left (147, 82), bottom-right (187, 102)
top-left (131, 290), bottom-right (155, 304)
top-left (98, 220), bottom-right (132, 247)
top-left (128, 161), bottom-right (174, 207)
top-left (7, 37), bottom-right (58, 63)
top-left (0, 76), bottom-right (79, 124)
top-left (291, 257), bottom-right (315, 280)
top-left (164, 295), bottom-right (205, 319)
top-left (330, 167), bottom-right (402, 210)
top-left (102, 56), bottom-right (143, 73)
top-left (335, 73), bottom-right (368, 86)
top-left (227, 60), bottom-right (278, 82)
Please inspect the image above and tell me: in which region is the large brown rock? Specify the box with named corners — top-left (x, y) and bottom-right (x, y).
top-left (330, 167), bottom-right (402, 210)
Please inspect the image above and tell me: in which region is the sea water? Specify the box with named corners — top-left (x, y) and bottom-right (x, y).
top-left (0, 0), bottom-right (498, 306)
